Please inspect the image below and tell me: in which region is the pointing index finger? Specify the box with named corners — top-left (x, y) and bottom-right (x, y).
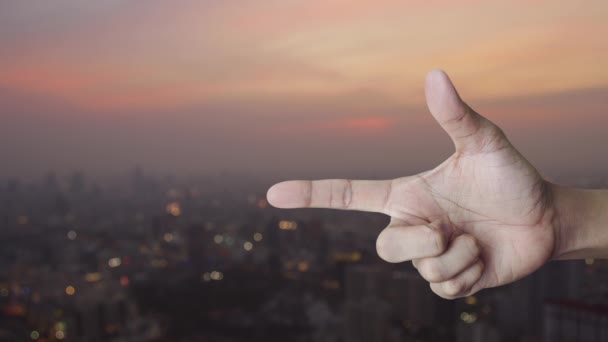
top-left (267, 179), bottom-right (393, 214)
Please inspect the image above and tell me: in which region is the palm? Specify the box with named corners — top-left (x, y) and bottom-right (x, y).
top-left (267, 70), bottom-right (558, 299)
top-left (391, 146), bottom-right (555, 291)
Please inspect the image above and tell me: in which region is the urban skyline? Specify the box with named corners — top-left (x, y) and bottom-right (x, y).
top-left (1, 169), bottom-right (608, 341)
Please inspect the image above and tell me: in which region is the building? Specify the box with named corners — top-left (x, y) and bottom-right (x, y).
top-left (543, 299), bottom-right (608, 342)
top-left (343, 265), bottom-right (453, 342)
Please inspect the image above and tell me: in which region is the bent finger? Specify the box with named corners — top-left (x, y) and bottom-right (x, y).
top-left (376, 221), bottom-right (451, 263)
top-left (413, 234), bottom-right (480, 282)
top-left (430, 260), bottom-right (484, 299)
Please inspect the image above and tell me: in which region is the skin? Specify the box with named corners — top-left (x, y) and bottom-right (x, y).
top-left (266, 70), bottom-right (608, 299)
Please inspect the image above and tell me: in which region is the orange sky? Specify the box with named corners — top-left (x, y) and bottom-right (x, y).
top-left (1, 1), bottom-right (607, 181)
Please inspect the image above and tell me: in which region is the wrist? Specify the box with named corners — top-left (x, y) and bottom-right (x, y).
top-left (551, 183), bottom-right (608, 260)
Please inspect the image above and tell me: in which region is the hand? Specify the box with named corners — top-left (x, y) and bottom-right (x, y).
top-left (266, 70), bottom-right (558, 299)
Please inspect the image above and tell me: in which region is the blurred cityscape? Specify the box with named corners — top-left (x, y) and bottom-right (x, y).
top-left (1, 168), bottom-right (608, 342)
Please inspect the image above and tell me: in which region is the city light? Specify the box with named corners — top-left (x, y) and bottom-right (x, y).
top-left (65, 285), bottom-right (76, 296)
top-left (585, 258), bottom-right (595, 265)
top-left (108, 257), bottom-right (122, 268)
top-left (55, 330), bottom-right (65, 340)
top-left (201, 273), bottom-right (211, 282)
top-left (213, 234), bottom-right (223, 244)
top-left (163, 232), bottom-right (174, 242)
top-left (165, 202), bottom-right (182, 217)
top-left (30, 331), bottom-right (39, 340)
top-left (210, 271), bottom-right (224, 281)
top-left (243, 241), bottom-right (253, 251)
top-left (297, 261), bottom-right (310, 272)
top-left (334, 252), bottom-right (362, 263)
top-left (253, 232), bottom-right (263, 242)
top-left (460, 312), bottom-right (478, 324)
top-left (465, 296), bottom-right (478, 305)
top-left (120, 276), bottom-right (130, 287)
top-left (67, 230), bottom-right (77, 240)
top-left (84, 272), bottom-right (102, 282)
top-left (257, 199), bottom-right (268, 209)
top-left (278, 220), bottom-right (298, 230)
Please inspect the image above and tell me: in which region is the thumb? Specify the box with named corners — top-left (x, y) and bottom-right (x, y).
top-left (425, 69), bottom-right (507, 154)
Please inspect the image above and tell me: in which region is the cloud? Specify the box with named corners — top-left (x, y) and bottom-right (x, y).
top-left (2, 0), bottom-right (607, 113)
top-left (1, 80), bottom-right (606, 181)
top-left (0, 0), bottom-right (607, 180)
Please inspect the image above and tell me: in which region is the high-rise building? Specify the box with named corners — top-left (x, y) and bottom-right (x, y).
top-left (44, 171), bottom-right (58, 191)
top-left (344, 295), bottom-right (390, 342)
top-left (187, 224), bottom-right (207, 271)
top-left (343, 265), bottom-right (453, 341)
top-left (543, 299), bottom-right (608, 342)
top-left (456, 321), bottom-right (501, 342)
top-left (68, 171), bottom-right (85, 194)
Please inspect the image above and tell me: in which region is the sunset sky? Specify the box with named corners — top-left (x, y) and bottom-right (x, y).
top-left (1, 1), bottom-right (607, 182)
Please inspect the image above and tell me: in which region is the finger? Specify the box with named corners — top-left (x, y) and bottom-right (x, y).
top-left (267, 179), bottom-right (393, 213)
top-left (430, 260), bottom-right (484, 299)
top-left (425, 69), bottom-right (507, 154)
top-left (376, 221), bottom-right (450, 263)
top-left (413, 234), bottom-right (480, 282)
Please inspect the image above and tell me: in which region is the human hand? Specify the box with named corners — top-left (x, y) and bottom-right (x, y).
top-left (266, 70), bottom-right (558, 299)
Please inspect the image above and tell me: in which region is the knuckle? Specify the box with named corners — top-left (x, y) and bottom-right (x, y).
top-left (428, 227), bottom-right (447, 255)
top-left (430, 283), bottom-right (454, 300)
top-left (425, 262), bottom-right (445, 282)
top-left (375, 234), bottom-right (399, 263)
top-left (460, 235), bottom-right (479, 255)
top-left (443, 279), bottom-right (464, 297)
top-left (382, 179), bottom-right (395, 214)
top-left (420, 259), bottom-right (444, 282)
top-left (341, 179), bottom-right (353, 209)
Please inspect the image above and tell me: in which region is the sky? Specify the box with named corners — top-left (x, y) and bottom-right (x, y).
top-left (1, 0), bottom-right (607, 183)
